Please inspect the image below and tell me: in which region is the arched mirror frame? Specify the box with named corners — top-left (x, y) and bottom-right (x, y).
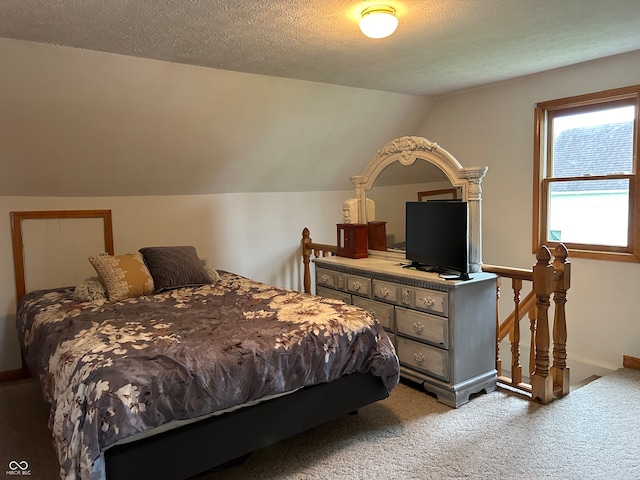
top-left (350, 136), bottom-right (488, 273)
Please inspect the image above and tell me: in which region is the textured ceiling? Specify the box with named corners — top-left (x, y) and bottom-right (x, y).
top-left (1, 0), bottom-right (640, 96)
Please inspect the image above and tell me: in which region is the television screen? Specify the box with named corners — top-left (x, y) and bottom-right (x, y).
top-left (405, 200), bottom-right (470, 280)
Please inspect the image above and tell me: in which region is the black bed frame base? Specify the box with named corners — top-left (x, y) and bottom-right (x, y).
top-left (105, 373), bottom-right (389, 479)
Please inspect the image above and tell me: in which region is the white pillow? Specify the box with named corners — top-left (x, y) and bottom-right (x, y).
top-left (73, 277), bottom-right (108, 302)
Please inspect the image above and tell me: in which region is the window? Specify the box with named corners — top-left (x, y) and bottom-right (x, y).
top-left (533, 85), bottom-right (640, 262)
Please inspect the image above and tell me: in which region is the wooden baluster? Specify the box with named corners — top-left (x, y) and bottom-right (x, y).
top-left (528, 303), bottom-right (537, 379)
top-left (302, 228), bottom-right (312, 294)
top-left (510, 278), bottom-right (523, 385)
top-left (551, 244), bottom-right (571, 397)
top-left (495, 276), bottom-right (502, 377)
top-left (531, 246), bottom-right (554, 404)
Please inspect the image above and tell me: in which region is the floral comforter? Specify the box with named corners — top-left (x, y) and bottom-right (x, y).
top-left (16, 271), bottom-right (399, 480)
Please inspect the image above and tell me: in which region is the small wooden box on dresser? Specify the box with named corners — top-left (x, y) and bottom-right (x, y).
top-left (314, 255), bottom-right (498, 408)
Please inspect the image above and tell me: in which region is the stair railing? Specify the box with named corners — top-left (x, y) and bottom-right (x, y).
top-left (483, 243), bottom-right (570, 404)
top-left (301, 227), bottom-right (337, 295)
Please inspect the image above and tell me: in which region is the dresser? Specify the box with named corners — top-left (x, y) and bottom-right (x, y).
top-left (314, 255), bottom-right (497, 408)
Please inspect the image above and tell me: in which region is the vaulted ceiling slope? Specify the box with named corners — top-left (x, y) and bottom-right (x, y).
top-left (2, 1), bottom-right (640, 197)
top-left (2, 0), bottom-right (640, 96)
top-left (0, 38), bottom-right (432, 196)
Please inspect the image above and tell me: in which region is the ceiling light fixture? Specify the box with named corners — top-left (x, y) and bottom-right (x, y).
top-left (359, 5), bottom-right (398, 39)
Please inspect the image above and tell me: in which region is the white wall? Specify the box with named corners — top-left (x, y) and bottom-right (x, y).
top-left (0, 192), bottom-right (348, 371)
top-left (417, 50), bottom-right (640, 375)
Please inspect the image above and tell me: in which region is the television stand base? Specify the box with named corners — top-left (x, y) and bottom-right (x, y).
top-left (402, 263), bottom-right (471, 281)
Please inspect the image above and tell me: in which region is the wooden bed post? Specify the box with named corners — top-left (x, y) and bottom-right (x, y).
top-left (551, 244), bottom-right (571, 397)
top-left (531, 246), bottom-right (554, 404)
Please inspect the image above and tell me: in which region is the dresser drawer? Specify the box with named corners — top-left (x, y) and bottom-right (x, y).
top-left (316, 268), bottom-right (343, 290)
top-left (409, 286), bottom-right (448, 316)
top-left (345, 274), bottom-right (371, 298)
top-left (396, 307), bottom-right (448, 348)
top-left (396, 336), bottom-right (449, 381)
top-left (316, 286), bottom-right (351, 304)
top-left (371, 279), bottom-right (405, 305)
top-left (352, 296), bottom-right (394, 331)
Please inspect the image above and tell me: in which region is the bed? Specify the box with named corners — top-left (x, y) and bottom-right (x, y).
top-left (11, 209), bottom-right (400, 480)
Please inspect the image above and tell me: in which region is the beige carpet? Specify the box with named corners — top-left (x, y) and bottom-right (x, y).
top-left (1, 369), bottom-right (639, 480)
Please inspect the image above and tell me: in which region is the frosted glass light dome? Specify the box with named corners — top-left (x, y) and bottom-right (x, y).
top-left (359, 6), bottom-right (398, 39)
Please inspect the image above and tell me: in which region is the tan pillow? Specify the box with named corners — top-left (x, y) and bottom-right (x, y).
top-left (89, 253), bottom-right (155, 302)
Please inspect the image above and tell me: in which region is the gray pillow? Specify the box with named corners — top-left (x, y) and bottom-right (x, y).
top-left (139, 246), bottom-right (212, 292)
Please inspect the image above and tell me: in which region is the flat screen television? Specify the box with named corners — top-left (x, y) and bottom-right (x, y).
top-left (405, 200), bottom-right (470, 280)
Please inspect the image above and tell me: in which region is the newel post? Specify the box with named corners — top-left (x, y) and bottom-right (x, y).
top-left (551, 244), bottom-right (571, 397)
top-left (531, 246), bottom-right (554, 404)
top-left (302, 228), bottom-right (312, 294)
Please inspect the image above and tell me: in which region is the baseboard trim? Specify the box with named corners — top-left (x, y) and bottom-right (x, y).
top-left (623, 355), bottom-right (640, 371)
top-left (0, 368), bottom-right (26, 383)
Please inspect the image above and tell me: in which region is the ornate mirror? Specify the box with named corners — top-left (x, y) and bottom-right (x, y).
top-left (350, 136), bottom-right (488, 273)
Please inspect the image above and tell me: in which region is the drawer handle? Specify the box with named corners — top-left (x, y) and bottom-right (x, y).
top-left (402, 289), bottom-right (410, 304)
top-left (379, 287), bottom-right (390, 297)
top-left (320, 274), bottom-right (330, 284)
top-left (352, 281), bottom-right (362, 291)
top-left (413, 322), bottom-right (424, 335)
top-left (414, 352), bottom-right (425, 365)
top-left (420, 296), bottom-right (435, 308)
